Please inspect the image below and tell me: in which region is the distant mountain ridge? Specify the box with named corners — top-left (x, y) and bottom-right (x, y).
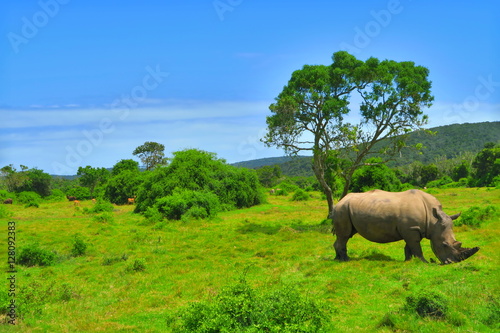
top-left (233, 121), bottom-right (500, 176)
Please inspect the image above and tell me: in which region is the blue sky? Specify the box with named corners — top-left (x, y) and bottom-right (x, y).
top-left (1, 0), bottom-right (499, 175)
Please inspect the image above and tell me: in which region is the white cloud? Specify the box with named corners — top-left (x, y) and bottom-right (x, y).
top-left (0, 100), bottom-right (278, 174)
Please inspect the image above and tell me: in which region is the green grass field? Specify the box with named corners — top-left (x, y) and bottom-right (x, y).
top-left (1, 188), bottom-right (499, 332)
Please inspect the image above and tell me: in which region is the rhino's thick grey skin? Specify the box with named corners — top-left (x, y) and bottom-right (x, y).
top-left (332, 189), bottom-right (479, 264)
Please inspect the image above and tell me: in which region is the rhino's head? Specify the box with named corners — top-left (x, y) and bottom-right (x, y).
top-left (430, 208), bottom-right (479, 264)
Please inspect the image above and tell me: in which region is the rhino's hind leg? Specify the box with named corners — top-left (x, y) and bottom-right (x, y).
top-left (404, 242), bottom-right (428, 263)
top-left (334, 237), bottom-right (350, 261)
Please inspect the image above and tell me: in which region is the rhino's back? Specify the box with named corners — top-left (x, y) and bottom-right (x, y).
top-left (335, 190), bottom-right (434, 243)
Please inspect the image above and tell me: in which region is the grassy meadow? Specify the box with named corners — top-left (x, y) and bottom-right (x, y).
top-left (1, 188), bottom-right (499, 332)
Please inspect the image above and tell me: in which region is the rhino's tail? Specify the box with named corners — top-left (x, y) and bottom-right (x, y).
top-left (329, 211), bottom-right (336, 235)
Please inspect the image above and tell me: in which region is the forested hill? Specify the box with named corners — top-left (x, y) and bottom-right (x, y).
top-left (233, 121), bottom-right (500, 176)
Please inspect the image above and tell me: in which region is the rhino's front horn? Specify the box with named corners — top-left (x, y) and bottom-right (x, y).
top-left (458, 247), bottom-right (480, 262)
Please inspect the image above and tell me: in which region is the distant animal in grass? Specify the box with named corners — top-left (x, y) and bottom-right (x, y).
top-left (74, 200), bottom-right (80, 206)
top-left (127, 198), bottom-right (135, 205)
top-left (3, 198), bottom-right (13, 204)
top-left (66, 195), bottom-right (76, 201)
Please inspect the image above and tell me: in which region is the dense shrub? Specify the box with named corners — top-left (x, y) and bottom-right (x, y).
top-left (156, 190), bottom-right (220, 220)
top-left (426, 176), bottom-right (453, 188)
top-left (143, 206), bottom-right (164, 224)
top-left (135, 149), bottom-right (264, 215)
top-left (291, 189), bottom-right (310, 201)
top-left (18, 244), bottom-right (56, 267)
top-left (103, 170), bottom-right (143, 205)
top-left (46, 189), bottom-right (66, 202)
top-left (66, 186), bottom-right (91, 200)
top-left (275, 181), bottom-right (299, 193)
top-left (0, 190), bottom-right (13, 202)
top-left (83, 200), bottom-right (114, 214)
top-left (350, 158), bottom-right (402, 192)
top-left (171, 278), bottom-right (330, 332)
top-left (455, 205), bottom-right (498, 228)
top-left (17, 191), bottom-right (41, 208)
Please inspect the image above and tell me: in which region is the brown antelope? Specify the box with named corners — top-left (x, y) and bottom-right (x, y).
top-left (74, 200), bottom-right (81, 206)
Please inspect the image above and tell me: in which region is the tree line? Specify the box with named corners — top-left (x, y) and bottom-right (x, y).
top-left (255, 142), bottom-right (500, 196)
top-left (0, 143), bottom-right (264, 221)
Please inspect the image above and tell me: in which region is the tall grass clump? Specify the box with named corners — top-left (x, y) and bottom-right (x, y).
top-left (18, 244), bottom-right (56, 267)
top-left (70, 233), bottom-right (87, 257)
top-left (170, 277), bottom-right (332, 332)
top-left (405, 291), bottom-right (449, 319)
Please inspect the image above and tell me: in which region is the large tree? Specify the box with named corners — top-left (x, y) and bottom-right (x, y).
top-left (263, 51), bottom-right (433, 217)
top-left (133, 141), bottom-right (168, 171)
top-left (77, 166), bottom-right (110, 197)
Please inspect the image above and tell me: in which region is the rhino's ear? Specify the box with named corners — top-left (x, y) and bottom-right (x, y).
top-left (449, 212), bottom-right (461, 220)
top-left (432, 207), bottom-right (443, 221)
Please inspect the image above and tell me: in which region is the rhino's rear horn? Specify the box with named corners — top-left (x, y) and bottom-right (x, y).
top-left (458, 247), bottom-right (480, 262)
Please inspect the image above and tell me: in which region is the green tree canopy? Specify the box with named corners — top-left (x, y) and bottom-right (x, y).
top-left (77, 166), bottom-right (110, 197)
top-left (0, 165), bottom-right (51, 197)
top-left (132, 141), bottom-right (168, 171)
top-left (111, 159), bottom-right (140, 176)
top-left (263, 51), bottom-right (433, 217)
top-left (472, 143), bottom-right (500, 186)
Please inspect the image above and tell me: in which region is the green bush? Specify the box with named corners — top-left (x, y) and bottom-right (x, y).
top-left (171, 278), bottom-right (331, 332)
top-left (17, 191), bottom-right (41, 208)
top-left (455, 205), bottom-right (498, 228)
top-left (426, 176), bottom-right (453, 188)
top-left (405, 291), bottom-right (448, 319)
top-left (0, 190), bottom-right (13, 202)
top-left (350, 158), bottom-right (403, 192)
top-left (71, 234), bottom-right (87, 257)
top-left (84, 200), bottom-right (114, 214)
top-left (291, 189), bottom-right (310, 201)
top-left (66, 186), bottom-right (91, 200)
top-left (143, 206), bottom-right (164, 224)
top-left (46, 189), bottom-right (66, 202)
top-left (18, 244), bottom-right (56, 267)
top-left (275, 181), bottom-right (299, 193)
top-left (156, 190), bottom-right (221, 221)
top-left (275, 188), bottom-right (289, 196)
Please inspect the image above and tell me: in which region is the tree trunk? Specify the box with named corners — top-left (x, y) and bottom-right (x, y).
top-left (312, 151), bottom-right (334, 219)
